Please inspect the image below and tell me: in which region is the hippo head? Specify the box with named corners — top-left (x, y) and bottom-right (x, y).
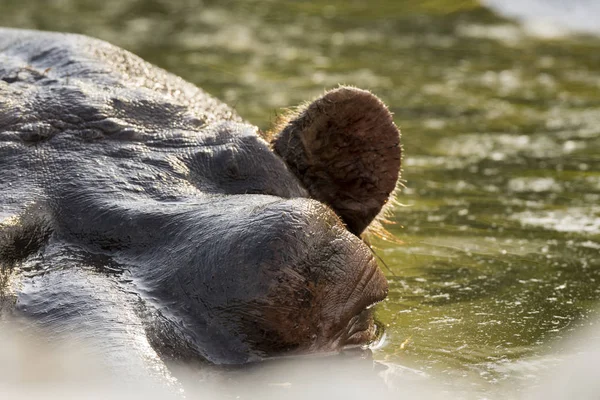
top-left (0, 33), bottom-right (401, 366)
top-left (129, 87), bottom-right (401, 364)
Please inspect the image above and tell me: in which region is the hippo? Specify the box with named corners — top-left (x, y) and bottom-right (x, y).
top-left (0, 28), bottom-right (401, 381)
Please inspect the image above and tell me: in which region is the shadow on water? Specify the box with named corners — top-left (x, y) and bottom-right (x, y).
top-left (1, 0), bottom-right (599, 398)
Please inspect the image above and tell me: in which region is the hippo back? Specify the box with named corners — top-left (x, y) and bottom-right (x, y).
top-left (0, 28), bottom-right (248, 217)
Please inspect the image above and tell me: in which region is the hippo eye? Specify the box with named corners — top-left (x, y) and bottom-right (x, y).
top-left (214, 148), bottom-right (248, 180)
top-left (225, 161), bottom-right (240, 178)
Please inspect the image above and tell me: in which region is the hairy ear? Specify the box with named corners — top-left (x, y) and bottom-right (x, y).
top-left (270, 86), bottom-right (401, 235)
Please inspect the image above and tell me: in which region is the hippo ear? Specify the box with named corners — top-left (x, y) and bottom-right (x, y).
top-left (270, 86), bottom-right (401, 236)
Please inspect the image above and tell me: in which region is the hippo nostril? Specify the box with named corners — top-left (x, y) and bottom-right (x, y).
top-left (341, 306), bottom-right (388, 351)
top-left (342, 308), bottom-right (377, 347)
top-left (349, 308), bottom-right (373, 336)
top-left (333, 248), bottom-right (388, 349)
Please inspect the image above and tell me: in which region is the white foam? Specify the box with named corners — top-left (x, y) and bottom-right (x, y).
top-left (513, 208), bottom-right (600, 234)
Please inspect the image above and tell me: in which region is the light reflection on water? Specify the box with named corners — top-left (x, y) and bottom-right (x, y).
top-left (1, 0), bottom-right (599, 397)
top-left (484, 0), bottom-right (600, 36)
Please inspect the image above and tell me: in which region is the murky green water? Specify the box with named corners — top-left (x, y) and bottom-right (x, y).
top-left (2, 0), bottom-right (599, 396)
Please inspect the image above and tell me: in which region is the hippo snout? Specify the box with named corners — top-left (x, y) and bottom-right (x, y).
top-left (136, 197), bottom-right (387, 363)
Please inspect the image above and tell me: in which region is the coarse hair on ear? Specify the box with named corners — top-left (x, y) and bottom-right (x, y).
top-left (267, 85), bottom-right (402, 237)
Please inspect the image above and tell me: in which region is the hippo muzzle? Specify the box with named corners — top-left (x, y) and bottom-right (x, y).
top-left (142, 198), bottom-right (389, 364)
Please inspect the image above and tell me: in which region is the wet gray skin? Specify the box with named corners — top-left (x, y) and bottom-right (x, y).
top-left (0, 28), bottom-right (400, 370)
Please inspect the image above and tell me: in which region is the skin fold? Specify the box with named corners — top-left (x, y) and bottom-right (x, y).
top-left (0, 28), bottom-right (401, 379)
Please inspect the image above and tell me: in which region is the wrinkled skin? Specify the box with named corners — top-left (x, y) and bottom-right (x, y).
top-left (0, 28), bottom-right (401, 378)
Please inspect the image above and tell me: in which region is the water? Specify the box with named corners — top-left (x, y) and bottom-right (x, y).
top-left (1, 0), bottom-right (599, 397)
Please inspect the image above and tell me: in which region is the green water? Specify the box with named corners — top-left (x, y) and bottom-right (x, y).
top-left (2, 0), bottom-right (599, 394)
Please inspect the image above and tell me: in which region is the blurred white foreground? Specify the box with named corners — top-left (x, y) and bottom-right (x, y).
top-left (2, 318), bottom-right (600, 400)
